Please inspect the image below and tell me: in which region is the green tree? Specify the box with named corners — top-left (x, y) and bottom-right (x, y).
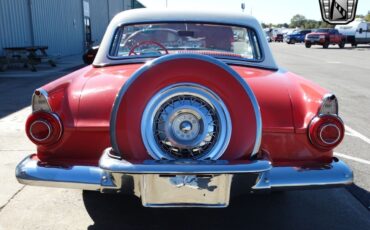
top-left (365, 14), bottom-right (370, 22)
top-left (261, 22), bottom-right (268, 28)
top-left (303, 20), bottom-right (318, 29)
top-left (290, 14), bottom-right (307, 28)
top-left (318, 21), bottom-right (334, 28)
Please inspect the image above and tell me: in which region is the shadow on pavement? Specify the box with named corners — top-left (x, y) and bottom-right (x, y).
top-left (347, 184), bottom-right (370, 212)
top-left (0, 65), bottom-right (84, 119)
top-left (0, 76), bottom-right (57, 119)
top-left (83, 187), bottom-right (370, 230)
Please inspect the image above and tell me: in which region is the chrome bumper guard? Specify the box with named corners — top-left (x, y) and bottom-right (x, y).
top-left (16, 149), bottom-right (353, 207)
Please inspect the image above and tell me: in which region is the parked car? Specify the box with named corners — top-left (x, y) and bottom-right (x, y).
top-left (16, 9), bottom-right (352, 208)
top-left (274, 33), bottom-right (284, 42)
top-left (82, 45), bottom-right (99, 64)
top-left (286, 29), bottom-right (312, 44)
top-left (265, 31), bottom-right (272, 42)
top-left (336, 19), bottom-right (370, 47)
top-left (305, 28), bottom-right (346, 48)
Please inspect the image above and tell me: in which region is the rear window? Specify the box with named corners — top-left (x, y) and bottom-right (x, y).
top-left (109, 23), bottom-right (263, 61)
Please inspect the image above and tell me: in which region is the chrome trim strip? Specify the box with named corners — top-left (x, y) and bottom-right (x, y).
top-left (15, 155), bottom-right (115, 191)
top-left (99, 148), bottom-right (271, 174)
top-left (252, 158), bottom-right (353, 191)
top-left (94, 58), bottom-right (279, 71)
top-left (50, 112), bottom-right (64, 142)
top-left (110, 53), bottom-right (262, 159)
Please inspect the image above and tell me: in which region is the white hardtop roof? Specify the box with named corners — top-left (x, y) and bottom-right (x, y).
top-left (93, 9), bottom-right (278, 70)
top-left (111, 9), bottom-right (261, 27)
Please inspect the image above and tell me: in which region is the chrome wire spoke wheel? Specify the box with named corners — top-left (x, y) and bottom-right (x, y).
top-left (141, 83), bottom-right (232, 160)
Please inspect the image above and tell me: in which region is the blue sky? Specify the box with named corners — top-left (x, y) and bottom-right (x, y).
top-left (138, 0), bottom-right (370, 24)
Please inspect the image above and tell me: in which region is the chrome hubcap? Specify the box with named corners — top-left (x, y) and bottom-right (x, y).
top-left (172, 113), bottom-right (199, 140)
top-left (155, 97), bottom-right (218, 158)
top-left (141, 83), bottom-right (232, 160)
top-left (180, 121), bottom-right (192, 133)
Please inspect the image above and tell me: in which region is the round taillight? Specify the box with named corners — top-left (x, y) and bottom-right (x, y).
top-left (29, 120), bottom-right (52, 141)
top-left (319, 124), bottom-right (341, 145)
top-left (308, 115), bottom-right (344, 150)
top-left (26, 111), bottom-right (62, 145)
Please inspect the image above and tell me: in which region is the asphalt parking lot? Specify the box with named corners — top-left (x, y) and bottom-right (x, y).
top-left (0, 43), bottom-right (370, 230)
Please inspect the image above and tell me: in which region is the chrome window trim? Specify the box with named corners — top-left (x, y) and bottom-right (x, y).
top-left (107, 22), bottom-right (265, 63)
top-left (93, 9), bottom-right (278, 70)
top-left (110, 53), bottom-right (262, 159)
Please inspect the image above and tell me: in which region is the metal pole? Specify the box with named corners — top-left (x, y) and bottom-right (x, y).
top-left (27, 0), bottom-right (35, 46)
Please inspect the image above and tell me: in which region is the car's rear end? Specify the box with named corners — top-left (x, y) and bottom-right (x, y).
top-left (15, 9), bottom-right (353, 208)
top-left (274, 34), bottom-right (284, 42)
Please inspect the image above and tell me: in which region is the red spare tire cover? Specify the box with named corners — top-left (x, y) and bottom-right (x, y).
top-left (110, 54), bottom-right (261, 160)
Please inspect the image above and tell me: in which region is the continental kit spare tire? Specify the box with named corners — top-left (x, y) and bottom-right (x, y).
top-left (110, 54), bottom-right (261, 161)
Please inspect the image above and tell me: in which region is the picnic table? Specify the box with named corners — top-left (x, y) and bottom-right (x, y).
top-left (0, 46), bottom-right (56, 72)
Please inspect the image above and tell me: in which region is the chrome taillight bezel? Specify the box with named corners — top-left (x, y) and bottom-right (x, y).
top-left (32, 88), bottom-right (52, 112)
top-left (319, 93), bottom-right (338, 115)
top-left (29, 120), bottom-right (52, 142)
top-left (26, 111), bottom-right (63, 145)
top-left (308, 114), bottom-right (344, 151)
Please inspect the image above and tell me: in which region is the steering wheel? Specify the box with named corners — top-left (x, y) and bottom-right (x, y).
top-left (128, 41), bottom-right (169, 56)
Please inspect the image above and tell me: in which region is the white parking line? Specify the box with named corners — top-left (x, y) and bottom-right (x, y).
top-left (334, 152), bottom-right (370, 165)
top-left (345, 125), bottom-right (370, 145)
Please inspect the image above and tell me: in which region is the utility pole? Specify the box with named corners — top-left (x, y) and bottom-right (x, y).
top-left (166, 0), bottom-right (168, 8)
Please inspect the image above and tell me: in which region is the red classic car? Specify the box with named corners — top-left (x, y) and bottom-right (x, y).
top-left (16, 9), bottom-right (353, 208)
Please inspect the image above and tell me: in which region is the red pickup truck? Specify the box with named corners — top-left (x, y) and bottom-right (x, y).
top-left (305, 28), bottom-right (346, 49)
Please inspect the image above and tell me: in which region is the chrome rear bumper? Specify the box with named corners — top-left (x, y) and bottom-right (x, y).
top-left (253, 158), bottom-right (353, 191)
top-left (15, 155), bottom-right (115, 190)
top-left (16, 148), bottom-right (353, 207)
